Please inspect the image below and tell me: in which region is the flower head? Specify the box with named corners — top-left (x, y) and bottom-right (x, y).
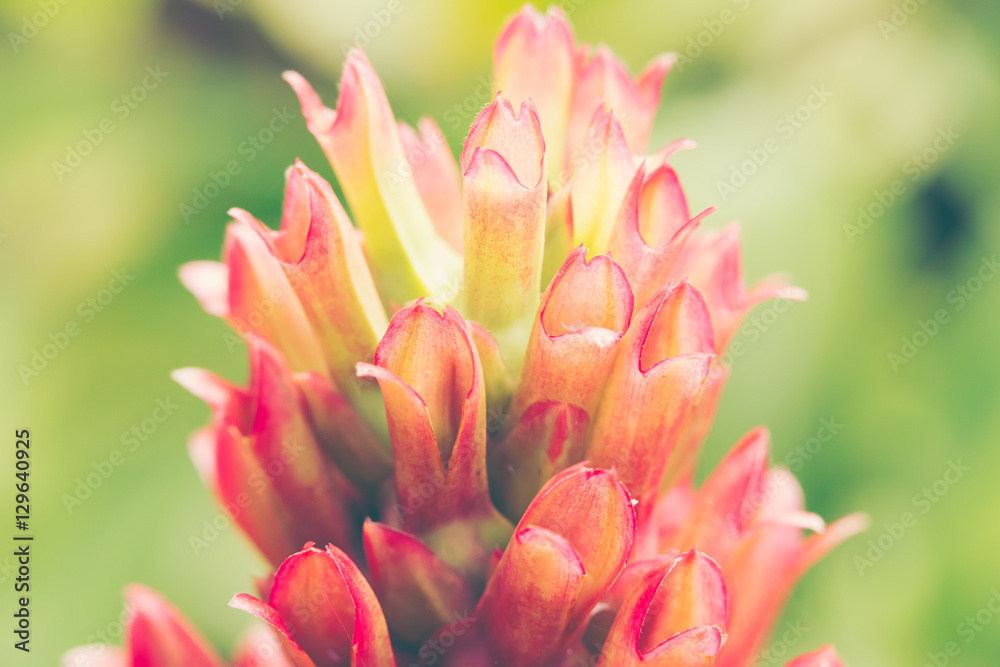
top-left (70, 5), bottom-right (865, 667)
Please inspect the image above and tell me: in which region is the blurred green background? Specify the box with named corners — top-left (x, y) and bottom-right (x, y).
top-left (1, 0), bottom-right (998, 664)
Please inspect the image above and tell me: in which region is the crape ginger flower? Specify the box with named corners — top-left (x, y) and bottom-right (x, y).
top-left (65, 5), bottom-right (867, 667)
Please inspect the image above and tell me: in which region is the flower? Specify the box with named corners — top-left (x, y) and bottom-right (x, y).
top-left (68, 5), bottom-right (866, 667)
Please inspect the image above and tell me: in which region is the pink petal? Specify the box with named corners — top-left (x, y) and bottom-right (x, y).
top-left (494, 5), bottom-right (575, 185)
top-left (399, 118), bottom-right (463, 252)
top-left (125, 584), bottom-right (225, 667)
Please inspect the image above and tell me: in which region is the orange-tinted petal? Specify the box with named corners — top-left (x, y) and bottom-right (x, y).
top-left (716, 495), bottom-right (868, 665)
top-left (508, 247), bottom-right (633, 427)
top-left (357, 304), bottom-right (512, 577)
top-left (232, 544), bottom-right (395, 667)
top-left (460, 95), bottom-right (547, 366)
top-left (231, 161), bottom-right (387, 396)
top-left (229, 594), bottom-right (318, 667)
top-left (587, 282), bottom-right (713, 523)
top-left (477, 526), bottom-right (585, 666)
top-left (637, 550), bottom-right (727, 654)
top-left (670, 427), bottom-right (770, 560)
top-left (597, 554), bottom-right (725, 667)
top-left (610, 162), bottom-right (712, 309)
top-left (515, 463), bottom-right (636, 630)
top-left (672, 223), bottom-right (807, 351)
top-left (174, 338), bottom-right (364, 565)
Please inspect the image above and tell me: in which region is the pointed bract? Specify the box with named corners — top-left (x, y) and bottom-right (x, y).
top-left (284, 54), bottom-right (460, 307)
top-left (363, 520), bottom-right (475, 645)
top-left (569, 107), bottom-right (636, 253)
top-left (494, 5), bottom-right (575, 185)
top-left (357, 303), bottom-right (513, 579)
top-left (567, 46), bottom-right (674, 171)
top-left (610, 161), bottom-right (712, 309)
top-left (173, 338), bottom-right (363, 566)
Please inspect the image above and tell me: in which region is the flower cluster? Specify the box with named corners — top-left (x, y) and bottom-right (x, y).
top-left (65, 6), bottom-right (865, 667)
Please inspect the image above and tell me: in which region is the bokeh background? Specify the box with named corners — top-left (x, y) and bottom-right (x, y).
top-left (2, 0), bottom-right (999, 664)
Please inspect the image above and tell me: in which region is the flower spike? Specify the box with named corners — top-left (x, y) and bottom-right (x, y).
top-left (143, 9), bottom-right (868, 667)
